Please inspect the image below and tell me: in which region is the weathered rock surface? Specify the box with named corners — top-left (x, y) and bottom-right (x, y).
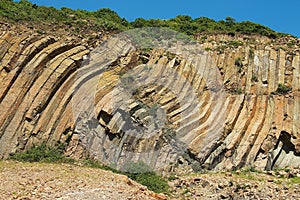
top-left (168, 170), bottom-right (300, 199)
top-left (0, 26), bottom-right (300, 173)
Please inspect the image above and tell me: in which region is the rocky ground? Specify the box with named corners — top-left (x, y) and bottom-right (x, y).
top-left (0, 161), bottom-right (164, 200)
top-left (1, 161), bottom-right (300, 200)
top-left (168, 170), bottom-right (300, 199)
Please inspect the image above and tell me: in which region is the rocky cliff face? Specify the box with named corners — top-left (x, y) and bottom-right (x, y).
top-left (0, 24), bottom-right (299, 174)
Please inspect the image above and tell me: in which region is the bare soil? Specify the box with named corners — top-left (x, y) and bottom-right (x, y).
top-left (0, 161), bottom-right (159, 200)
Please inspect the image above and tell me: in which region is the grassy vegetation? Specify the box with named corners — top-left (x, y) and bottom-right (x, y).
top-left (0, 0), bottom-right (290, 38)
top-left (229, 167), bottom-right (300, 186)
top-left (289, 177), bottom-right (300, 184)
top-left (128, 171), bottom-right (169, 193)
top-left (235, 57), bottom-right (244, 72)
top-left (86, 160), bottom-right (170, 194)
top-left (0, 0), bottom-right (127, 31)
top-left (231, 167), bottom-right (265, 182)
top-left (9, 144), bottom-right (169, 194)
top-left (9, 143), bottom-right (74, 163)
top-left (130, 16), bottom-right (285, 38)
top-left (251, 74), bottom-right (259, 82)
top-left (235, 87), bottom-right (243, 94)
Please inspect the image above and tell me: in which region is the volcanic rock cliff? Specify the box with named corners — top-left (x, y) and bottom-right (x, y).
top-left (0, 21), bottom-right (300, 174)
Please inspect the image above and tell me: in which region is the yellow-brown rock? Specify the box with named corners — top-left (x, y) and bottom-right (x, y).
top-left (0, 27), bottom-right (299, 174)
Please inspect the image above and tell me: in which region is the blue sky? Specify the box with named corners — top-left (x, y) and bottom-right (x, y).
top-left (29, 0), bottom-right (300, 37)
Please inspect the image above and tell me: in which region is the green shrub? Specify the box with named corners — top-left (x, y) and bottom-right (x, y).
top-left (0, 0), bottom-right (289, 38)
top-left (122, 161), bottom-right (169, 193)
top-left (225, 16), bottom-right (236, 23)
top-left (251, 75), bottom-right (258, 82)
top-left (235, 87), bottom-right (243, 94)
top-left (235, 57), bottom-right (243, 72)
top-left (36, 29), bottom-right (45, 34)
top-left (287, 41), bottom-right (295, 47)
top-left (248, 49), bottom-right (255, 60)
top-left (228, 40), bottom-right (243, 47)
top-left (235, 57), bottom-right (243, 67)
top-left (289, 177), bottom-right (300, 184)
top-left (9, 143), bottom-right (74, 163)
top-left (276, 83), bottom-right (291, 94)
top-left (127, 172), bottom-right (169, 193)
top-left (82, 159), bottom-right (170, 194)
top-left (0, 0), bottom-right (127, 31)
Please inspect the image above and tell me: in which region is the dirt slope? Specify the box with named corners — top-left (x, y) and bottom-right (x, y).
top-left (0, 161), bottom-right (163, 200)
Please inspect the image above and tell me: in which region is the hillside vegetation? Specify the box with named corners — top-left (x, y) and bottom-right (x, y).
top-left (0, 0), bottom-right (290, 38)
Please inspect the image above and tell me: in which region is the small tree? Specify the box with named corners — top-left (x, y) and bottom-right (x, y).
top-left (225, 16), bottom-right (236, 23)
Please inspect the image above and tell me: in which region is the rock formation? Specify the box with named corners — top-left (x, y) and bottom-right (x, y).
top-left (0, 25), bottom-right (299, 174)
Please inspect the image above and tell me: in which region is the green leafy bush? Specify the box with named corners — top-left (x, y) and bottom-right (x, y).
top-left (251, 75), bottom-right (258, 82)
top-left (225, 16), bottom-right (235, 23)
top-left (235, 57), bottom-right (243, 72)
top-left (0, 0), bottom-right (126, 31)
top-left (9, 143), bottom-right (74, 163)
top-left (290, 177), bottom-right (300, 184)
top-left (0, 0), bottom-right (289, 38)
top-left (85, 160), bottom-right (169, 193)
top-left (235, 57), bottom-right (243, 67)
top-left (235, 87), bottom-right (243, 94)
top-left (120, 162), bottom-right (168, 193)
top-left (128, 172), bottom-right (169, 193)
top-left (276, 83), bottom-right (292, 94)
